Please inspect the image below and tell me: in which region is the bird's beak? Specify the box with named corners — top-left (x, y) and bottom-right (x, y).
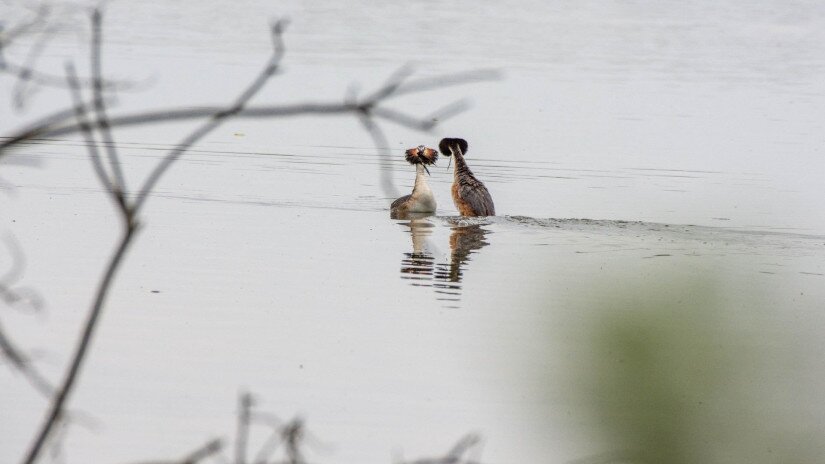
top-left (446, 157), bottom-right (452, 170)
top-left (423, 164), bottom-right (431, 175)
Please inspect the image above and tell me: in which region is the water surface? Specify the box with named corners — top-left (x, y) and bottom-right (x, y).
top-left (2, 1), bottom-right (825, 462)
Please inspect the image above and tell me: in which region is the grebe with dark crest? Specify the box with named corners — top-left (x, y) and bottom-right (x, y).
top-left (439, 137), bottom-right (495, 217)
top-left (390, 145), bottom-right (439, 219)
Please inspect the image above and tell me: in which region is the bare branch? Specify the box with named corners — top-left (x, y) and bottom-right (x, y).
top-left (1, 59), bottom-right (136, 93)
top-left (180, 438), bottom-right (224, 464)
top-left (131, 19), bottom-right (289, 215)
top-left (45, 417), bottom-right (68, 464)
top-left (0, 319), bottom-right (54, 397)
top-left (64, 61), bottom-right (130, 218)
top-left (0, 282), bottom-right (41, 312)
top-left (399, 434), bottom-right (485, 464)
top-left (371, 98), bottom-right (470, 132)
top-left (445, 434), bottom-right (482, 462)
top-left (1, 104), bottom-right (352, 152)
top-left (252, 412), bottom-right (332, 464)
top-left (64, 61), bottom-right (109, 188)
top-left (10, 46), bottom-right (153, 457)
top-left (369, 106), bottom-right (437, 131)
top-left (0, 98), bottom-right (114, 149)
top-left (236, 392), bottom-right (254, 464)
top-left (10, 22), bottom-right (57, 108)
top-left (282, 419), bottom-right (305, 464)
top-left (361, 63), bottom-right (415, 107)
top-left (422, 99), bottom-right (474, 126)
top-left (356, 111), bottom-right (398, 198)
top-left (91, 7), bottom-right (127, 195)
top-left (251, 426), bottom-right (283, 464)
top-left (20, 222), bottom-right (140, 464)
top-left (1, 233), bottom-right (29, 290)
top-left (391, 68), bottom-right (501, 98)
top-left (126, 438), bottom-right (224, 464)
top-left (6, 12), bottom-right (500, 463)
top-left (0, 5), bottom-right (138, 103)
top-left (0, 3), bottom-right (51, 47)
top-left (0, 68), bottom-right (498, 156)
top-left (0, 231), bottom-right (51, 396)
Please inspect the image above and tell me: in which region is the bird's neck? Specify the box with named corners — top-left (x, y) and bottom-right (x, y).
top-left (409, 164), bottom-right (436, 212)
top-left (452, 150), bottom-right (473, 181)
top-left (412, 164), bottom-right (431, 194)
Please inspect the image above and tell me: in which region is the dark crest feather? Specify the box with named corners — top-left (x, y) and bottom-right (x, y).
top-left (439, 138), bottom-right (469, 157)
top-left (404, 146), bottom-right (439, 165)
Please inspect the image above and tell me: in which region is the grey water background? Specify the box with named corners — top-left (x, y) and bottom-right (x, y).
top-left (2, 0), bottom-right (825, 462)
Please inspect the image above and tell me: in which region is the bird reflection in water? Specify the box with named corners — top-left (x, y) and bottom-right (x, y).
top-left (397, 216), bottom-right (491, 307)
top-left (398, 213), bottom-right (437, 287)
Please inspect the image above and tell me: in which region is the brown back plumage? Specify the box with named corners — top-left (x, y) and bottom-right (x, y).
top-left (439, 137), bottom-right (495, 217)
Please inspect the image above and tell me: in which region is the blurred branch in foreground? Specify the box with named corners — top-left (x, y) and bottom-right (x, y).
top-left (127, 438), bottom-right (224, 464)
top-left (397, 433), bottom-right (484, 464)
top-left (126, 392), bottom-right (483, 464)
top-left (0, 1), bottom-right (138, 109)
top-left (0, 67), bottom-right (499, 199)
top-left (0, 233), bottom-right (50, 398)
top-left (2, 6), bottom-right (499, 464)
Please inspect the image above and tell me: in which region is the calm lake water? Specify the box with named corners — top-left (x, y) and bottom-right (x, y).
top-left (2, 1), bottom-right (825, 463)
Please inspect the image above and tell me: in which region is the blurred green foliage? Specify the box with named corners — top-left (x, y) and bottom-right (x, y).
top-left (560, 272), bottom-right (823, 464)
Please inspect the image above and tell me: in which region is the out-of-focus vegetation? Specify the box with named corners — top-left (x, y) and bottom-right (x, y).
top-left (555, 270), bottom-right (824, 464)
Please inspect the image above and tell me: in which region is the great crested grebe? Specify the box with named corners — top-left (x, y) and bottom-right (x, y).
top-left (390, 145), bottom-right (439, 218)
top-left (439, 137), bottom-right (495, 217)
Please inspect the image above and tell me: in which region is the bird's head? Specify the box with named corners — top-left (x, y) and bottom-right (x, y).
top-left (438, 138), bottom-right (468, 169)
top-left (438, 138), bottom-right (469, 158)
top-left (404, 145), bottom-right (439, 174)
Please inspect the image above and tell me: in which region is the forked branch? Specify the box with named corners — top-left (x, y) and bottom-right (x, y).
top-left (8, 9), bottom-right (498, 464)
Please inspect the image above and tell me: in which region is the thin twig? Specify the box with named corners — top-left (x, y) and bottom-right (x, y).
top-left (0, 319), bottom-right (54, 397)
top-left (131, 19), bottom-right (289, 215)
top-left (0, 233), bottom-right (32, 293)
top-left (361, 63), bottom-right (415, 106)
top-left (0, 98), bottom-right (114, 149)
top-left (282, 419), bottom-right (305, 464)
top-left (0, 104), bottom-right (352, 152)
top-left (19, 57), bottom-right (141, 464)
top-left (0, 235), bottom-right (43, 313)
top-left (390, 68), bottom-right (501, 98)
top-left (0, 282), bottom-right (42, 311)
top-left (356, 111), bottom-right (398, 198)
top-left (181, 438), bottom-right (224, 464)
top-left (0, 5), bottom-right (136, 100)
top-left (21, 221), bottom-right (139, 464)
top-left (45, 418), bottom-right (68, 464)
top-left (64, 62), bottom-right (123, 210)
top-left (236, 392), bottom-right (254, 464)
top-left (126, 438), bottom-right (224, 464)
top-left (0, 68), bottom-right (499, 156)
top-left (252, 427), bottom-right (283, 464)
top-left (0, 233), bottom-right (51, 396)
top-left (371, 98), bottom-right (470, 132)
top-left (8, 12), bottom-right (499, 463)
top-left (91, 8), bottom-right (127, 196)
top-left (252, 411), bottom-right (330, 464)
top-left (0, 3), bottom-right (51, 47)
top-left (1, 59), bottom-right (133, 93)
top-left (10, 23), bottom-right (58, 108)
top-left (400, 434), bottom-right (485, 464)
